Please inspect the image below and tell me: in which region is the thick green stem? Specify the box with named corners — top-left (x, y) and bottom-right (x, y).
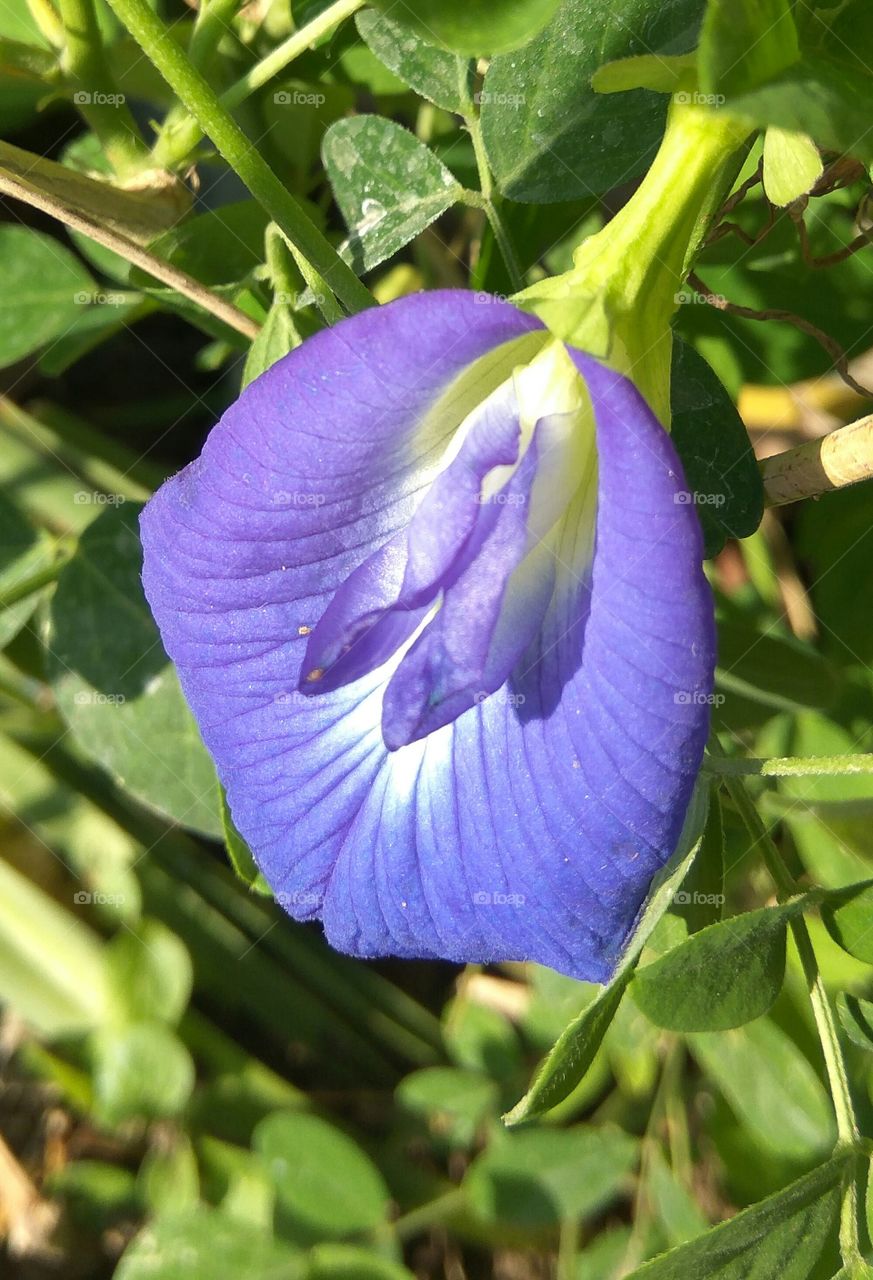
top-left (153, 0), bottom-right (365, 172)
top-left (712, 740), bottom-right (863, 1264)
top-left (57, 0), bottom-right (147, 176)
top-left (704, 753), bottom-right (873, 778)
top-left (105, 0), bottom-right (374, 316)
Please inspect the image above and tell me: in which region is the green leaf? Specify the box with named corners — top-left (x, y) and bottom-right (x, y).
top-left (242, 303), bottom-right (300, 388)
top-left (253, 1112), bottom-right (390, 1241)
top-left (670, 340), bottom-right (764, 557)
top-left (307, 1245), bottom-right (415, 1280)
top-left (0, 856), bottom-right (112, 1038)
top-left (632, 902), bottom-right (809, 1032)
top-left (0, 226), bottom-right (94, 369)
top-left (322, 117), bottom-right (461, 273)
top-left (836, 992), bottom-right (873, 1053)
top-left (133, 202), bottom-right (269, 291)
top-left (464, 1126), bottom-right (638, 1230)
top-left (396, 1067), bottom-right (498, 1147)
top-left (822, 881), bottom-right (873, 963)
top-left (762, 128), bottom-right (823, 207)
top-left (92, 1021), bottom-right (195, 1126)
top-left (219, 786), bottom-right (271, 893)
top-left (623, 1153), bottom-right (851, 1279)
top-left (714, 618), bottom-right (839, 726)
top-left (116, 1207), bottom-right (302, 1280)
top-left (45, 504), bottom-right (222, 837)
top-left (48, 1160), bottom-right (138, 1231)
top-left (504, 782), bottom-right (709, 1123)
top-left (718, 56), bottom-right (873, 164)
top-left (689, 1018), bottom-right (836, 1160)
top-left (0, 490), bottom-right (54, 647)
top-left (356, 11), bottom-right (467, 112)
top-left (698, 0), bottom-right (800, 99)
top-left (480, 0), bottom-right (705, 202)
top-left (106, 918), bottom-right (193, 1026)
top-left (367, 0), bottom-right (562, 55)
top-left (677, 792), bottom-right (725, 933)
top-left (137, 1134), bottom-right (200, 1216)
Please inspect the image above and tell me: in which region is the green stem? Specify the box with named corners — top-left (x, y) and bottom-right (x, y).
top-left (56, 0), bottom-right (147, 176)
top-left (704, 753), bottom-right (873, 779)
top-left (461, 76), bottom-right (524, 292)
top-left (392, 1188), bottom-right (467, 1241)
top-left (188, 0), bottom-right (242, 68)
top-left (153, 0), bottom-right (365, 172)
top-left (711, 740), bottom-right (863, 1264)
top-left (0, 540), bottom-right (75, 611)
top-left (105, 0), bottom-right (374, 316)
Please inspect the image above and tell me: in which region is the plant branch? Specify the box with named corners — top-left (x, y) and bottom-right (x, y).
top-left (760, 414), bottom-right (873, 506)
top-left (0, 163), bottom-right (260, 340)
top-left (106, 0), bottom-right (373, 317)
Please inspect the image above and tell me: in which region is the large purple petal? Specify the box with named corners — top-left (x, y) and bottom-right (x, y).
top-left (141, 291), bottom-right (713, 981)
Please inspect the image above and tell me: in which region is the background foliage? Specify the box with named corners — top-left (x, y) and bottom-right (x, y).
top-left (1, 0), bottom-right (873, 1277)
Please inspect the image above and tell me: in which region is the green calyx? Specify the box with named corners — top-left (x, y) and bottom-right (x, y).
top-left (513, 87), bottom-right (752, 423)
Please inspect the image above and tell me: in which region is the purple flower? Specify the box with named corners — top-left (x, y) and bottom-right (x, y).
top-left (140, 290), bottom-right (714, 981)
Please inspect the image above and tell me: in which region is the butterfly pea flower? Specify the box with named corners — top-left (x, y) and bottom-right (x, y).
top-left (140, 289), bottom-right (714, 982)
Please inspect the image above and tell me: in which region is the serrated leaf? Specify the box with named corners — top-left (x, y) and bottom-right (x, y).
top-left (367, 0), bottom-right (561, 55)
top-left (632, 902), bottom-right (809, 1032)
top-left (481, 0), bottom-right (706, 202)
top-left (45, 504), bottom-right (222, 836)
top-left (624, 1154), bottom-right (852, 1279)
top-left (670, 340), bottom-right (764, 557)
top-left (356, 10), bottom-right (467, 112)
top-left (323, 117), bottom-right (461, 273)
top-left (0, 225), bottom-right (94, 369)
top-left (505, 782), bottom-right (708, 1124)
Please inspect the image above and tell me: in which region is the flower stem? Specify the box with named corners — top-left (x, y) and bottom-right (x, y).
top-left (105, 0), bottom-right (374, 317)
top-left (711, 739), bottom-right (863, 1265)
top-left (704, 752), bottom-right (873, 778)
top-left (56, 0), bottom-right (147, 176)
top-left (152, 0), bottom-right (365, 171)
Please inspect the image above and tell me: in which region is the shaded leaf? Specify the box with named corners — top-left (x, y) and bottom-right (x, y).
top-left (481, 0), bottom-right (705, 201)
top-left (670, 340), bottom-right (764, 557)
top-left (0, 226), bottom-right (94, 369)
top-left (45, 504), bottom-right (222, 836)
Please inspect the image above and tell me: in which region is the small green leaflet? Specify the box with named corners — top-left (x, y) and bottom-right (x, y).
top-left (367, 0), bottom-right (561, 56)
top-left (0, 225), bottom-right (95, 369)
top-left (356, 11), bottom-right (469, 112)
top-left (631, 899), bottom-right (813, 1033)
top-left (322, 117), bottom-right (461, 274)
